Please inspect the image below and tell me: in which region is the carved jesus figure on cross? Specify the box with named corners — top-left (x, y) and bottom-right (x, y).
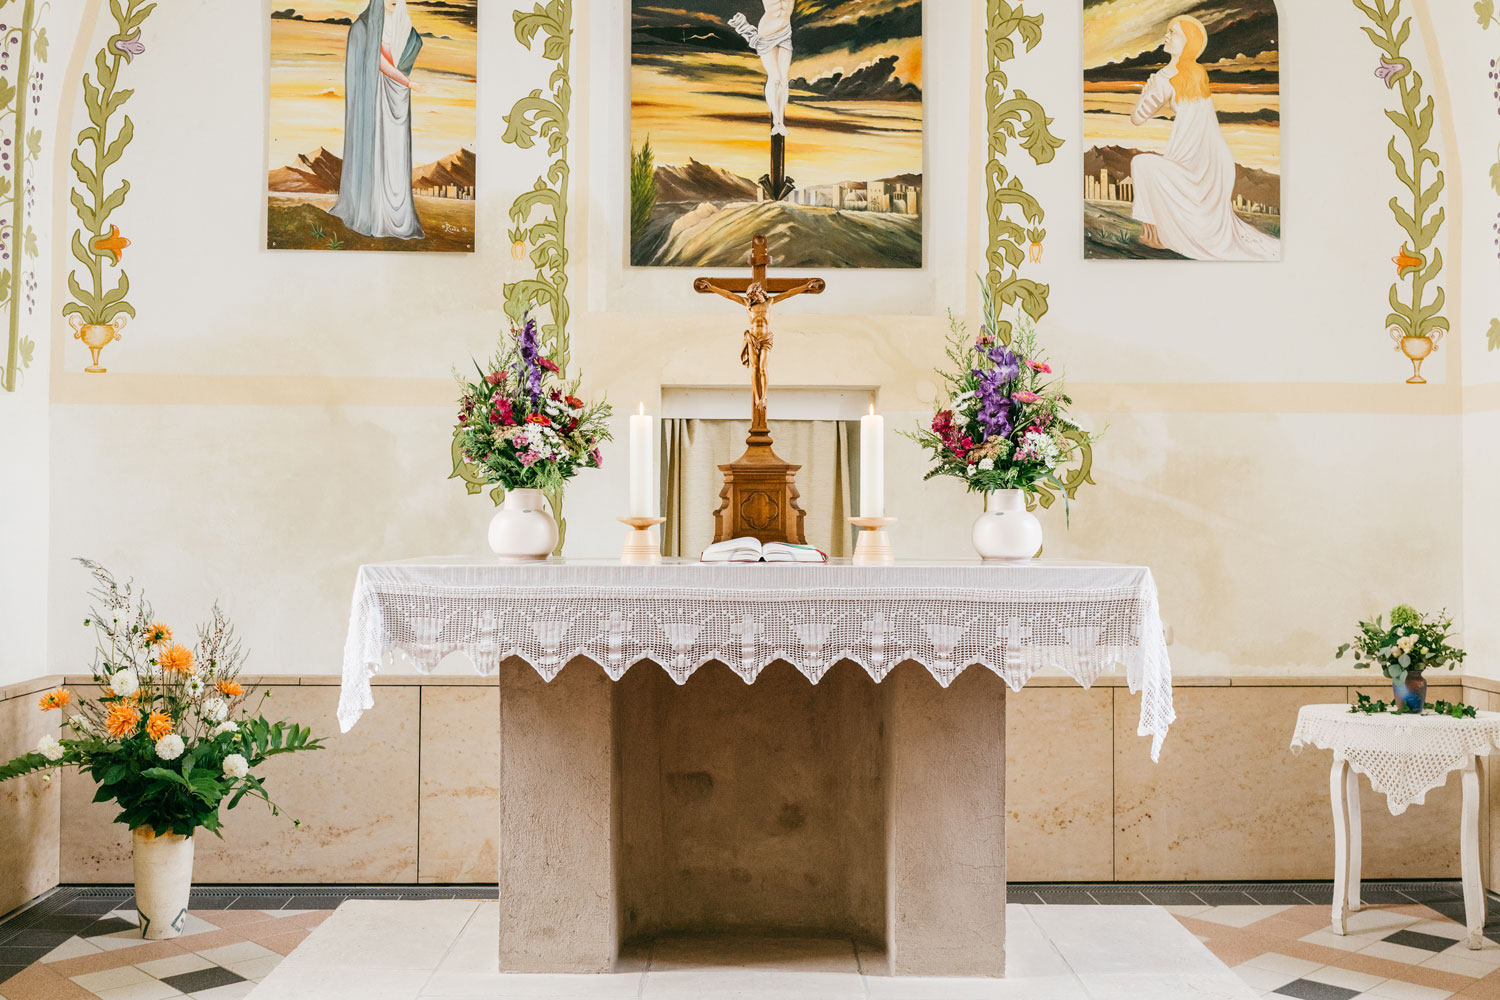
top-left (694, 235), bottom-right (824, 437)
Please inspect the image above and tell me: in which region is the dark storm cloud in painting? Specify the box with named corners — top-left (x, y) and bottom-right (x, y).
top-left (1085, 0), bottom-right (1278, 81)
top-left (633, 1), bottom-right (921, 62)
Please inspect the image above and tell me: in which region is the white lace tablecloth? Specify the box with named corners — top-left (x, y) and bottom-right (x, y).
top-left (339, 558), bottom-right (1175, 758)
top-left (1291, 704), bottom-right (1500, 815)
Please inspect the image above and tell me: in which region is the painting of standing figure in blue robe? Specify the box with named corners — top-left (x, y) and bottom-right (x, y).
top-left (267, 0), bottom-right (476, 253)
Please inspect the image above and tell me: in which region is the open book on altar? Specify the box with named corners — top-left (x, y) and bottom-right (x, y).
top-left (701, 538), bottom-right (828, 564)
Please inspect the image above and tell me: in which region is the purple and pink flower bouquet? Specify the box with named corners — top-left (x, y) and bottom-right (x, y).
top-left (455, 317), bottom-right (613, 493)
top-left (906, 284), bottom-right (1092, 497)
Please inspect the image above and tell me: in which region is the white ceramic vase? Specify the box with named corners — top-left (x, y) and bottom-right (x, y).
top-left (488, 488), bottom-right (558, 562)
top-left (131, 826), bottom-right (194, 940)
top-left (972, 489), bottom-right (1042, 562)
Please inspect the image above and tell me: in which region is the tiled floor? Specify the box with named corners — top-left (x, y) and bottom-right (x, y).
top-left (2, 883), bottom-right (1496, 999)
top-left (252, 897), bottom-right (1261, 999)
top-left (0, 886), bottom-right (496, 1000)
top-left (1179, 900), bottom-right (1500, 999)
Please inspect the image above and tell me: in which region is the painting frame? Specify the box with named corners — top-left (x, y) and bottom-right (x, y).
top-left (265, 0), bottom-right (479, 254)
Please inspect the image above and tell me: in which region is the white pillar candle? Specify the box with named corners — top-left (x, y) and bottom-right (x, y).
top-left (860, 405), bottom-right (885, 518)
top-left (628, 404), bottom-right (654, 517)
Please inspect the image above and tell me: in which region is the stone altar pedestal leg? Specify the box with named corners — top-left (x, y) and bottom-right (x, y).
top-left (883, 666), bottom-right (1007, 977)
top-left (498, 659), bottom-right (618, 973)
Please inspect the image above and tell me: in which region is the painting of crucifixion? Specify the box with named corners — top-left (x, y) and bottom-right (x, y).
top-left (630, 0), bottom-right (924, 269)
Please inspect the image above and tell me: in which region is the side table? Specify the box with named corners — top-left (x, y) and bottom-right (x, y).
top-left (1292, 703), bottom-right (1500, 949)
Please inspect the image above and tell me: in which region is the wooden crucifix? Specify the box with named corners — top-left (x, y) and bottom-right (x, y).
top-left (694, 234), bottom-right (825, 545)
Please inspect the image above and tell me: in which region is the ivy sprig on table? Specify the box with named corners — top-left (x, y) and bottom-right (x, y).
top-left (1349, 691), bottom-right (1477, 718)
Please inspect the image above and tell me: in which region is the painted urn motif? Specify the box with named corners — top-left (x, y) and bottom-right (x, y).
top-left (1391, 326), bottom-right (1439, 385)
top-left (70, 314), bottom-right (127, 373)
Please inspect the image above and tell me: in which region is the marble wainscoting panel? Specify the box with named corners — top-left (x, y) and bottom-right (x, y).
top-left (60, 683), bottom-right (420, 882)
top-left (0, 679), bottom-right (63, 915)
top-left (1006, 685), bottom-right (1114, 882)
top-left (417, 684), bottom-right (499, 883)
top-left (1114, 685), bottom-right (1348, 881)
top-left (1347, 683), bottom-right (1462, 878)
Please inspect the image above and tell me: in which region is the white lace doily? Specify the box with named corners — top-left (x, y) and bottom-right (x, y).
top-left (1291, 704), bottom-right (1500, 815)
top-left (339, 558), bottom-right (1175, 759)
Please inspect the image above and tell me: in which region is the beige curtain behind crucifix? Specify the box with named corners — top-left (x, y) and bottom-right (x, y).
top-left (661, 420), bottom-right (854, 559)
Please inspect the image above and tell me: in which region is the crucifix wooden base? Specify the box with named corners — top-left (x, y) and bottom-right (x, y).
top-left (715, 432), bottom-right (808, 546)
top-left (694, 234), bottom-right (824, 546)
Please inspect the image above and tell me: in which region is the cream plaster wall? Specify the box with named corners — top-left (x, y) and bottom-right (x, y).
top-left (1426, 2), bottom-right (1500, 681)
top-left (23, 0), bottom-right (1480, 704)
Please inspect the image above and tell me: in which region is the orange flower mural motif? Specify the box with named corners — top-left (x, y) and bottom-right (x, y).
top-left (105, 702), bottom-right (142, 739)
top-left (1392, 243), bottom-right (1423, 277)
top-left (91, 225), bottom-right (132, 265)
top-left (38, 689), bottom-right (73, 712)
top-left (158, 644), bottom-right (195, 675)
top-left (145, 712), bottom-right (173, 741)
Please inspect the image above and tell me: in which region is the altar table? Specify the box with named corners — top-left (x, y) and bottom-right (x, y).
top-left (340, 558), bottom-right (1173, 976)
top-left (1292, 704), bottom-right (1500, 949)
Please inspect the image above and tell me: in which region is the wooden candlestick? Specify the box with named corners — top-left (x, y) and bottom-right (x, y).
top-left (618, 516), bottom-right (666, 564)
top-left (848, 516), bottom-right (897, 566)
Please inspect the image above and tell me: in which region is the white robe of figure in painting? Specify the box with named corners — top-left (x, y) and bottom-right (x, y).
top-left (1129, 68), bottom-right (1280, 262)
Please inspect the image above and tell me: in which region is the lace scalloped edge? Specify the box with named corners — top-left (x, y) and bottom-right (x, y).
top-left (1290, 735), bottom-right (1500, 816)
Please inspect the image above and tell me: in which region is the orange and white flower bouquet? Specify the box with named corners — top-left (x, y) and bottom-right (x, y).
top-left (0, 560), bottom-right (323, 837)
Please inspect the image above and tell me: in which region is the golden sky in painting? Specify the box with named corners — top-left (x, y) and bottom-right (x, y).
top-left (268, 0), bottom-right (476, 169)
top-left (1082, 0), bottom-right (1279, 174)
top-left (631, 3), bottom-right (923, 188)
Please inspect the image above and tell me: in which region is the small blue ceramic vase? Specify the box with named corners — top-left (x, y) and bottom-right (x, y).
top-left (1393, 670), bottom-right (1427, 714)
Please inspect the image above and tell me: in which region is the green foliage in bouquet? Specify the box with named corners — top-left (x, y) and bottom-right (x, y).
top-left (454, 314), bottom-right (612, 496)
top-left (0, 561), bottom-right (323, 837)
top-left (905, 279), bottom-right (1095, 502)
top-left (1336, 604), bottom-right (1465, 684)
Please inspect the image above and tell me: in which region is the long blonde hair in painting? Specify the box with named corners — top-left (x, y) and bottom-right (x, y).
top-left (1169, 16), bottom-right (1213, 101)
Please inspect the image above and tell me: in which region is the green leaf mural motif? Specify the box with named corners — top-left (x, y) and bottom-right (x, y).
top-left (502, 0), bottom-right (572, 370)
top-left (451, 0), bottom-right (575, 549)
top-left (61, 0), bottom-right (155, 355)
top-left (1353, 0), bottom-right (1450, 369)
top-left (986, 1), bottom-right (1094, 511)
top-left (2, 0), bottom-right (47, 393)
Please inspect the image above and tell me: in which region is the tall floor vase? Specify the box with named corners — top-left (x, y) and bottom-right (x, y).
top-left (132, 827), bottom-right (194, 939)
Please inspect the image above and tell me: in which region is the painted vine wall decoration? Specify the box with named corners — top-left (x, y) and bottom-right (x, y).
top-left (1479, 0), bottom-right (1500, 351)
top-left (985, 0), bottom-right (1093, 510)
top-left (451, 0), bottom-right (574, 546)
top-left (0, 0), bottom-right (47, 393)
top-left (1354, 0), bottom-right (1449, 383)
top-left (501, 0), bottom-right (571, 371)
top-left (61, 0), bottom-right (152, 375)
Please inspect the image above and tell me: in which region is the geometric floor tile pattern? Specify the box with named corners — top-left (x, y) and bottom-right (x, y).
top-left (1177, 901), bottom-right (1500, 999)
top-left (3, 883), bottom-right (1497, 999)
top-left (0, 885), bottom-right (496, 1000)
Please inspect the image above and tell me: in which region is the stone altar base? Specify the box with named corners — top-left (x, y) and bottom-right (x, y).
top-left (497, 659), bottom-right (1007, 977)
